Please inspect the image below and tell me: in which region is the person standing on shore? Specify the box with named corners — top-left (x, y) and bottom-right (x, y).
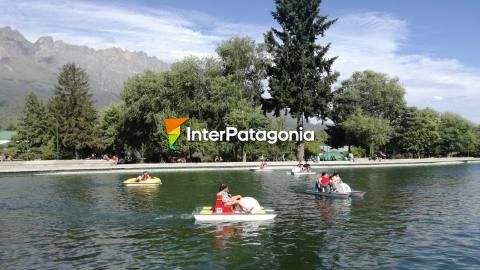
top-left (111, 155), bottom-right (118, 166)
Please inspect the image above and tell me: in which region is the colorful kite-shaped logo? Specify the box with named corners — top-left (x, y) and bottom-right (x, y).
top-left (164, 118), bottom-right (189, 150)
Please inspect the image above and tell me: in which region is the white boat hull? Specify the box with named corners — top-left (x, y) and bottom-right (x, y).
top-left (193, 207), bottom-right (276, 221)
top-left (194, 213), bottom-right (277, 221)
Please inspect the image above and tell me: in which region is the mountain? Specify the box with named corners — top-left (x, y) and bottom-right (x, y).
top-left (0, 26), bottom-right (169, 126)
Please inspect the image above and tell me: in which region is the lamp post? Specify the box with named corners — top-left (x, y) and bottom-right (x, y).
top-left (56, 124), bottom-right (60, 160)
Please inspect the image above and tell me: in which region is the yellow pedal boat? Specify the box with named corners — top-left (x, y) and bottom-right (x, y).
top-left (122, 177), bottom-right (162, 186)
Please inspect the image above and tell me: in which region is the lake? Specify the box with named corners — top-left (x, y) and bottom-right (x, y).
top-left (1, 164), bottom-right (479, 269)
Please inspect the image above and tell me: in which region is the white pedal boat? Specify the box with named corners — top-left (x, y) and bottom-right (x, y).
top-left (193, 197), bottom-right (276, 221)
top-left (289, 167), bottom-right (315, 175)
top-left (193, 207), bottom-right (277, 221)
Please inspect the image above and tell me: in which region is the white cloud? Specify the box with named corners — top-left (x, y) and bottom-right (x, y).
top-left (0, 1), bottom-right (479, 122)
top-left (326, 12), bottom-right (480, 123)
top-left (0, 0), bottom-right (264, 61)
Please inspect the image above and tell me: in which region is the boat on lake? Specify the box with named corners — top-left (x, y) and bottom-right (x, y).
top-left (122, 177), bottom-right (162, 186)
top-left (193, 196), bottom-right (276, 221)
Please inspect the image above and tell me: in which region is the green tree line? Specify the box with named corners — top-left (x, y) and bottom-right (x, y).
top-left (6, 0), bottom-right (480, 161)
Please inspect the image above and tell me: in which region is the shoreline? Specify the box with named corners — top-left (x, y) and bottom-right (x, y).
top-left (1, 157), bottom-right (479, 175)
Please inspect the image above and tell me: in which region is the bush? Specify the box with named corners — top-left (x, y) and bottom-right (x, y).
top-left (351, 147), bottom-right (366, 158)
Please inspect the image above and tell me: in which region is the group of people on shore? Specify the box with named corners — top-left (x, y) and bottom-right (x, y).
top-left (315, 172), bottom-right (342, 193)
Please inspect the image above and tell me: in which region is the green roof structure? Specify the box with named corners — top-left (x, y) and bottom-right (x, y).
top-left (0, 130), bottom-right (16, 145)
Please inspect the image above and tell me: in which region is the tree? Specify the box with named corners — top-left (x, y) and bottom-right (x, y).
top-left (118, 57), bottom-right (245, 161)
top-left (330, 70), bottom-right (407, 148)
top-left (49, 63), bottom-right (100, 159)
top-left (98, 103), bottom-right (125, 152)
top-left (268, 117), bottom-right (296, 160)
top-left (13, 93), bottom-right (53, 160)
top-left (305, 129), bottom-right (328, 158)
top-left (224, 99), bottom-right (269, 161)
top-left (332, 70), bottom-right (407, 123)
top-left (342, 109), bottom-right (393, 157)
top-left (164, 57), bottom-right (218, 119)
top-left (217, 37), bottom-right (267, 105)
top-left (396, 107), bottom-right (440, 158)
top-left (264, 0), bottom-right (339, 161)
top-left (438, 112), bottom-right (478, 156)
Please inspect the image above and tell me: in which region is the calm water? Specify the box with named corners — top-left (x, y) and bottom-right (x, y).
top-left (1, 164), bottom-right (480, 269)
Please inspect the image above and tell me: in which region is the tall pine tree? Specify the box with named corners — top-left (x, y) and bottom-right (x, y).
top-left (49, 63), bottom-right (99, 159)
top-left (14, 93), bottom-right (53, 160)
top-left (265, 0), bottom-right (338, 161)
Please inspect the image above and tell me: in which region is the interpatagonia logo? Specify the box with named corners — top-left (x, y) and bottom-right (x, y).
top-left (164, 118), bottom-right (189, 150)
top-left (164, 117), bottom-right (315, 149)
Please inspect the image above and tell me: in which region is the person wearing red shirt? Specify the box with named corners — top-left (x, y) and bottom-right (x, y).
top-left (316, 172), bottom-right (331, 192)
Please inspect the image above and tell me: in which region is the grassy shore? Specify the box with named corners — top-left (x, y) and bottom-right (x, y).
top-left (0, 157), bottom-right (479, 174)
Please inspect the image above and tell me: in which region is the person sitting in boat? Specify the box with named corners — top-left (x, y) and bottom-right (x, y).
top-left (330, 172), bottom-right (342, 191)
top-left (136, 171), bottom-right (152, 182)
top-left (292, 162), bottom-right (304, 173)
top-left (304, 160), bottom-right (312, 173)
top-left (217, 184), bottom-right (251, 213)
top-left (316, 172), bottom-right (331, 192)
top-left (260, 161), bottom-right (268, 170)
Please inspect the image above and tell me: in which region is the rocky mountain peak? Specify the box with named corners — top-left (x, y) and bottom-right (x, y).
top-left (35, 36), bottom-right (55, 46)
top-left (0, 26), bottom-right (170, 126)
top-left (0, 26), bottom-right (27, 41)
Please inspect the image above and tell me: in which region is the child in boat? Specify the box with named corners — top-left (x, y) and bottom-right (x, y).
top-left (316, 172), bottom-right (331, 192)
top-left (136, 171), bottom-right (152, 182)
top-left (217, 184), bottom-right (251, 213)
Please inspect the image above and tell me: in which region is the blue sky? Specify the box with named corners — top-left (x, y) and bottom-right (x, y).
top-left (1, 0), bottom-right (480, 122)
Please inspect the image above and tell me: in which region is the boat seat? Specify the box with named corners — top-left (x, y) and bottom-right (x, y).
top-left (213, 195), bottom-right (233, 213)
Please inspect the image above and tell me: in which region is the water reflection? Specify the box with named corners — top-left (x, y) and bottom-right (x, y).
top-left (195, 221), bottom-right (276, 251)
top-left (2, 164), bottom-right (480, 269)
top-left (214, 224), bottom-right (240, 250)
top-left (124, 185), bottom-right (159, 194)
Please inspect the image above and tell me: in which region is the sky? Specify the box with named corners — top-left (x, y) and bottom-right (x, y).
top-left (1, 0), bottom-right (479, 123)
